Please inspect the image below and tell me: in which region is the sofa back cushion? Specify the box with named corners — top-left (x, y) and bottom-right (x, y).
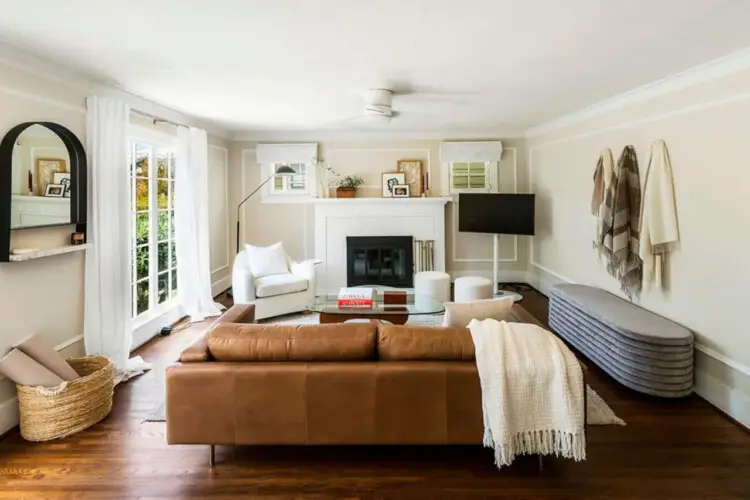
top-left (378, 325), bottom-right (475, 361)
top-left (207, 323), bottom-right (376, 361)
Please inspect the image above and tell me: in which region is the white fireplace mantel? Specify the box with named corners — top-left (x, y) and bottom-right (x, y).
top-left (314, 197), bottom-right (451, 293)
top-left (310, 196), bottom-right (453, 205)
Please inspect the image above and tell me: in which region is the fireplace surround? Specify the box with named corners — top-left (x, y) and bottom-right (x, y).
top-left (313, 197), bottom-right (450, 293)
top-left (346, 236), bottom-right (413, 288)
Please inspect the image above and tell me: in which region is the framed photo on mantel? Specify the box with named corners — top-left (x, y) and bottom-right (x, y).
top-left (397, 159), bottom-right (423, 197)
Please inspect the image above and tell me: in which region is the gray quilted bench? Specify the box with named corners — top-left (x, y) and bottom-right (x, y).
top-left (549, 284), bottom-right (694, 398)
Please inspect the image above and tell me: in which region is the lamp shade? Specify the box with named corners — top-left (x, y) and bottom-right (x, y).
top-left (275, 165), bottom-right (296, 175)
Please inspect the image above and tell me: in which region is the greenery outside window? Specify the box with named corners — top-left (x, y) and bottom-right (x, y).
top-left (450, 162), bottom-right (490, 192)
top-left (129, 140), bottom-right (177, 318)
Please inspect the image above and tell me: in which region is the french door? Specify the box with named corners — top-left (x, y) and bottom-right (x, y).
top-left (129, 138), bottom-right (178, 318)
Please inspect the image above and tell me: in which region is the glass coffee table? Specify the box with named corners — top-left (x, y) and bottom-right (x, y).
top-left (307, 290), bottom-right (445, 325)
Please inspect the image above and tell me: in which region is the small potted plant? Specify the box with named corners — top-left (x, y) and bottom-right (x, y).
top-left (335, 175), bottom-right (365, 198)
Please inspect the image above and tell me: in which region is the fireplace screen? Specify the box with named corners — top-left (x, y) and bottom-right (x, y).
top-left (346, 236), bottom-right (414, 287)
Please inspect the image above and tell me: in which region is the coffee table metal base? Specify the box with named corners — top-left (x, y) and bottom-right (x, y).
top-left (319, 311), bottom-right (408, 325)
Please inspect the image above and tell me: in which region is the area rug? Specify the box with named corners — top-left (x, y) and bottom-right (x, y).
top-left (146, 312), bottom-right (624, 426)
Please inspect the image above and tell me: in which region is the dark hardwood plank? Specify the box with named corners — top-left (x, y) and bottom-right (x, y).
top-left (1, 288), bottom-right (749, 499)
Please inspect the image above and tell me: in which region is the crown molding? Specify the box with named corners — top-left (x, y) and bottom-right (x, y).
top-left (0, 43), bottom-right (230, 139)
top-left (230, 128), bottom-right (526, 143)
top-left (525, 46), bottom-right (750, 138)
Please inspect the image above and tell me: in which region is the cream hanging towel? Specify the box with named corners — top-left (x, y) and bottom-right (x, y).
top-left (591, 148), bottom-right (614, 265)
top-left (639, 140), bottom-right (679, 289)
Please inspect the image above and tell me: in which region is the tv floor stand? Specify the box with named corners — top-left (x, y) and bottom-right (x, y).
top-left (492, 233), bottom-right (523, 302)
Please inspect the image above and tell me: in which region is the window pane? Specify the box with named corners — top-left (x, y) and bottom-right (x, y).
top-left (452, 162), bottom-right (468, 174)
top-left (274, 176), bottom-right (284, 190)
top-left (136, 245), bottom-right (149, 280)
top-left (157, 210), bottom-right (169, 241)
top-left (136, 281), bottom-right (150, 315)
top-left (171, 269), bottom-right (178, 297)
top-left (158, 242), bottom-right (169, 272)
top-left (158, 272), bottom-right (169, 304)
top-left (170, 241), bottom-right (177, 268)
top-left (469, 175), bottom-right (486, 188)
top-left (135, 145), bottom-right (149, 177)
top-left (170, 180), bottom-right (175, 208)
top-left (135, 213), bottom-right (149, 245)
top-left (135, 178), bottom-right (149, 211)
top-left (170, 210), bottom-right (175, 239)
top-left (157, 180), bottom-right (169, 209)
top-left (469, 162), bottom-right (485, 172)
top-left (452, 175), bottom-right (469, 189)
top-left (156, 152), bottom-right (168, 178)
top-left (169, 153), bottom-right (176, 178)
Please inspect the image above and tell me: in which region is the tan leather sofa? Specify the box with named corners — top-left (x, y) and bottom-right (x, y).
top-left (166, 304), bottom-right (585, 466)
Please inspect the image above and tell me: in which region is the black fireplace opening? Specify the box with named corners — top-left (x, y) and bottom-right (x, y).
top-left (346, 236), bottom-right (413, 288)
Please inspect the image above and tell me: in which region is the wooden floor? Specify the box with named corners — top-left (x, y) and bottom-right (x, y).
top-left (1, 287), bottom-right (749, 499)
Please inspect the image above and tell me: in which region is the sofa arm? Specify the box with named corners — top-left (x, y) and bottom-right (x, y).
top-left (291, 259), bottom-right (317, 284)
top-left (232, 256), bottom-right (256, 302)
top-left (180, 335), bottom-right (212, 363)
top-left (178, 305), bottom-right (256, 363)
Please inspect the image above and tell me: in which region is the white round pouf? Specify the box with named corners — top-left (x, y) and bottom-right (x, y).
top-left (454, 276), bottom-right (493, 302)
top-left (414, 271), bottom-right (451, 303)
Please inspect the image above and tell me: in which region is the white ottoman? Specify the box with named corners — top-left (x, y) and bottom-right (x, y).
top-left (414, 271), bottom-right (451, 303)
top-left (454, 276), bottom-right (493, 302)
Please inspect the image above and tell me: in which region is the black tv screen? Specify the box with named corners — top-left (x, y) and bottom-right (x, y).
top-left (458, 193), bottom-right (535, 235)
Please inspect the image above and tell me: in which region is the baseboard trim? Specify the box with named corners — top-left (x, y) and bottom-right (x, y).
top-left (212, 275), bottom-right (231, 298)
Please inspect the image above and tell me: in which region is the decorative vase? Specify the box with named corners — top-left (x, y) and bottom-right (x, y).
top-left (336, 188), bottom-right (356, 198)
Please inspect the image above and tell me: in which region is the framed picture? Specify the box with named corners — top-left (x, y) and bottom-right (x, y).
top-left (392, 185), bottom-right (410, 198)
top-left (37, 158), bottom-right (67, 196)
top-left (397, 159), bottom-right (423, 196)
top-left (381, 172), bottom-right (405, 197)
top-left (53, 172), bottom-right (72, 198)
top-left (45, 183), bottom-right (65, 198)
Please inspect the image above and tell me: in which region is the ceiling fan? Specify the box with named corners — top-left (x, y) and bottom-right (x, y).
top-left (326, 85), bottom-right (468, 128)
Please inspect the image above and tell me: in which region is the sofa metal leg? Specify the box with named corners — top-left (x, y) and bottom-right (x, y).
top-left (538, 454), bottom-right (544, 473)
top-left (209, 445), bottom-right (215, 468)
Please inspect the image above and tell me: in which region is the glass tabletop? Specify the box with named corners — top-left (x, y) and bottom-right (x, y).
top-left (307, 290), bottom-right (445, 316)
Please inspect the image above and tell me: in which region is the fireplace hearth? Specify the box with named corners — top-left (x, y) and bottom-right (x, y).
top-left (346, 236), bottom-right (413, 288)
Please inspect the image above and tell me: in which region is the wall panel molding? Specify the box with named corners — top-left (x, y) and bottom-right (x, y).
top-left (209, 145), bottom-right (230, 275)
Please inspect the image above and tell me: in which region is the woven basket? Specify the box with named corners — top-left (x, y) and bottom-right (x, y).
top-left (17, 355), bottom-right (114, 442)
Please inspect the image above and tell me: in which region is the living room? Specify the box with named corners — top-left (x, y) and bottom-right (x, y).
top-left (1, 1), bottom-right (749, 498)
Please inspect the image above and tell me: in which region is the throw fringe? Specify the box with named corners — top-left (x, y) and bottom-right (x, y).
top-left (489, 430), bottom-right (587, 467)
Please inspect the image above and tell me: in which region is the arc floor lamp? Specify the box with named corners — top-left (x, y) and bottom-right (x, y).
top-left (228, 165), bottom-right (296, 298)
top-left (236, 164), bottom-right (297, 254)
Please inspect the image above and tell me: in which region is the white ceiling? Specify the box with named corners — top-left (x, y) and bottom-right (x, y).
top-left (1, 0), bottom-right (750, 134)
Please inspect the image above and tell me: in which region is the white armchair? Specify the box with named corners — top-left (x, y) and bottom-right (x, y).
top-left (232, 248), bottom-right (317, 320)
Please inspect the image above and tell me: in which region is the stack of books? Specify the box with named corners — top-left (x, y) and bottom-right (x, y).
top-left (337, 287), bottom-right (374, 308)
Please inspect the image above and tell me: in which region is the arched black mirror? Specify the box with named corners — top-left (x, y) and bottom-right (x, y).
top-left (0, 121), bottom-right (87, 262)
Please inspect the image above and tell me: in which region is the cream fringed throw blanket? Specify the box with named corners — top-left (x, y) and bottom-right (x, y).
top-left (639, 140), bottom-right (679, 289)
top-left (591, 148), bottom-right (614, 265)
top-left (467, 319), bottom-right (586, 468)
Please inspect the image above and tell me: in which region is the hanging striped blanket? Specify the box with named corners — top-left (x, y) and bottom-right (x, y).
top-left (600, 145), bottom-right (642, 299)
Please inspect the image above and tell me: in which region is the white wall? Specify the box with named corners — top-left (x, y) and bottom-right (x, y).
top-left (527, 59), bottom-right (750, 428)
top-left (0, 58), bottom-right (231, 435)
top-left (227, 138), bottom-right (529, 282)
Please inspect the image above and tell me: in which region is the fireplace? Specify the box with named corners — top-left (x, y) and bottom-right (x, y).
top-left (346, 236), bottom-right (413, 288)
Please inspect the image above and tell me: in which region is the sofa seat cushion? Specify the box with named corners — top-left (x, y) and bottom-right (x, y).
top-left (254, 274), bottom-right (308, 298)
top-left (208, 323), bottom-right (377, 361)
top-left (378, 325), bottom-right (475, 361)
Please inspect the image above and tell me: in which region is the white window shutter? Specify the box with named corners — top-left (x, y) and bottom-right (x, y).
top-left (440, 141), bottom-right (503, 163)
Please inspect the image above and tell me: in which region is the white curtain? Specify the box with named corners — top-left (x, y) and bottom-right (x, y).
top-left (175, 127), bottom-right (223, 322)
top-left (84, 96), bottom-right (150, 379)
